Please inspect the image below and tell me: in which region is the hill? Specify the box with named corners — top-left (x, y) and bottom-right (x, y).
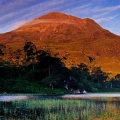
top-left (0, 12), bottom-right (120, 77)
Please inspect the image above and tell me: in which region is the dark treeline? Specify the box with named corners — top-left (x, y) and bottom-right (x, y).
top-left (0, 42), bottom-right (120, 94)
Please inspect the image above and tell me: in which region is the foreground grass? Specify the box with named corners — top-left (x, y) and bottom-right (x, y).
top-left (0, 97), bottom-right (120, 120)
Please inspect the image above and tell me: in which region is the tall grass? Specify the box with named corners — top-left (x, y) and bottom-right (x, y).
top-left (0, 98), bottom-right (120, 120)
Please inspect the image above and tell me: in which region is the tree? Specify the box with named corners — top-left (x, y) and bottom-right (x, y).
top-left (0, 44), bottom-right (6, 60)
top-left (30, 50), bottom-right (70, 89)
top-left (24, 42), bottom-right (37, 71)
top-left (13, 49), bottom-right (22, 65)
top-left (68, 64), bottom-right (93, 92)
top-left (37, 50), bottom-right (63, 75)
top-left (111, 74), bottom-right (120, 88)
top-left (91, 67), bottom-right (108, 87)
top-left (42, 74), bottom-right (64, 89)
top-left (115, 74), bottom-right (120, 81)
top-left (78, 63), bottom-right (89, 72)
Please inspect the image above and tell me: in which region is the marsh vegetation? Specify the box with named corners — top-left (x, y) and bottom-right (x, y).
top-left (0, 96), bottom-right (120, 120)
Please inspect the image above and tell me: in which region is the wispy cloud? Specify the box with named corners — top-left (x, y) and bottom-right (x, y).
top-left (0, 0), bottom-right (35, 15)
top-left (0, 0), bottom-right (70, 33)
top-left (11, 20), bottom-right (28, 30)
top-left (0, 20), bottom-right (28, 33)
top-left (0, 0), bottom-right (69, 23)
top-left (95, 14), bottom-right (120, 23)
top-left (63, 3), bottom-right (92, 16)
top-left (0, 0), bottom-right (120, 35)
top-left (64, 2), bottom-right (120, 23)
top-left (22, 19), bottom-right (76, 27)
top-left (93, 5), bottom-right (120, 13)
top-left (92, 5), bottom-right (120, 24)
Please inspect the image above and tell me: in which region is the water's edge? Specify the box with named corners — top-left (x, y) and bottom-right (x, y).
top-left (0, 93), bottom-right (120, 102)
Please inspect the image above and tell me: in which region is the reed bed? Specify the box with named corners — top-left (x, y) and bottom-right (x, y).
top-left (0, 97), bottom-right (120, 120)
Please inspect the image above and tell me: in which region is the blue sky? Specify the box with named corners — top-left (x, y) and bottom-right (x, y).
top-left (0, 0), bottom-right (120, 35)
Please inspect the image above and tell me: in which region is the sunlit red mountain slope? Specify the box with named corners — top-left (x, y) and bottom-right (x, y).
top-left (0, 12), bottom-right (120, 76)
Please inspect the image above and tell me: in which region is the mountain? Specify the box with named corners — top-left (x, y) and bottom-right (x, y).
top-left (0, 12), bottom-right (120, 77)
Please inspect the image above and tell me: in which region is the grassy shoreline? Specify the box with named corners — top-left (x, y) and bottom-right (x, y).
top-left (0, 97), bottom-right (120, 120)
